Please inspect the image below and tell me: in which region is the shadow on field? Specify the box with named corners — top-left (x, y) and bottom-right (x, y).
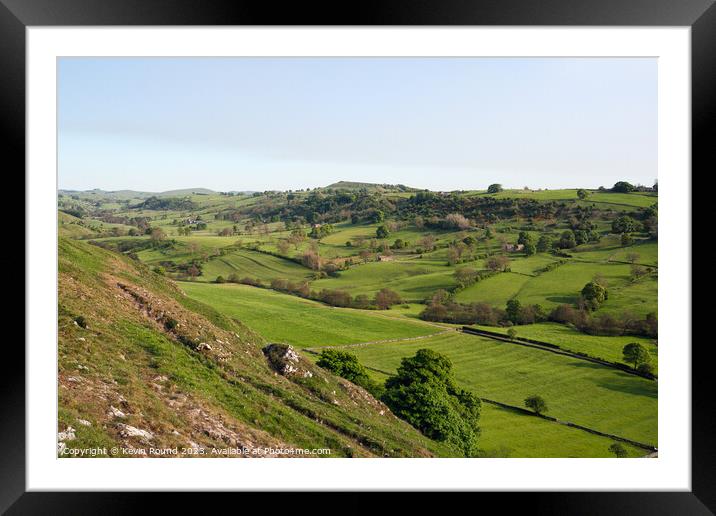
top-left (567, 362), bottom-right (657, 399)
top-left (545, 295), bottom-right (577, 304)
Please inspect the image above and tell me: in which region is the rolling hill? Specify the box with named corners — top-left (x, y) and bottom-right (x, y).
top-left (58, 237), bottom-right (456, 458)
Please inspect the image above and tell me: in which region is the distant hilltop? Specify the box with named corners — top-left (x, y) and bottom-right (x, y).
top-left (324, 181), bottom-right (420, 192)
top-left (59, 188), bottom-right (217, 199)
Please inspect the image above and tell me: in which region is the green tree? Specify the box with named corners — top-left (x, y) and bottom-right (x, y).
top-left (612, 181), bottom-right (635, 193)
top-left (581, 281), bottom-right (608, 310)
top-left (376, 225), bottom-right (390, 239)
top-left (523, 243), bottom-right (536, 256)
top-left (637, 362), bottom-right (656, 376)
top-left (454, 267), bottom-right (479, 288)
top-left (382, 349), bottom-right (481, 457)
top-left (506, 299), bottom-right (522, 323)
top-left (622, 343), bottom-right (651, 370)
top-left (559, 230), bottom-right (577, 249)
top-left (609, 442), bottom-right (628, 458)
top-left (536, 234), bottom-right (552, 252)
top-left (577, 188), bottom-right (589, 200)
top-left (517, 231), bottom-right (533, 246)
top-left (524, 395), bottom-right (548, 415)
top-left (487, 184), bottom-right (503, 194)
top-left (507, 328), bottom-right (517, 341)
top-left (612, 216), bottom-right (640, 234)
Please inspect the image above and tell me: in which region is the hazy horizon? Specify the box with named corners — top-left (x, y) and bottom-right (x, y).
top-left (59, 57), bottom-right (657, 192)
top-left (59, 178), bottom-right (656, 194)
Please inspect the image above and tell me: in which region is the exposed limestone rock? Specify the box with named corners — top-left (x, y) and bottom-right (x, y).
top-left (118, 424), bottom-right (154, 440)
top-left (108, 405), bottom-right (126, 418)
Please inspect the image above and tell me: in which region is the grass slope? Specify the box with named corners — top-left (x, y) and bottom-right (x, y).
top-left (179, 282), bottom-right (441, 348)
top-left (345, 332), bottom-right (657, 445)
top-left (58, 237), bottom-right (455, 458)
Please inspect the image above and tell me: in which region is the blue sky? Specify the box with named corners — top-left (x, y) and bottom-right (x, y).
top-left (58, 57), bottom-right (656, 192)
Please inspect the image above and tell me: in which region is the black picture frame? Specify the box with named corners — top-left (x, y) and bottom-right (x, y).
top-left (5, 0), bottom-right (711, 512)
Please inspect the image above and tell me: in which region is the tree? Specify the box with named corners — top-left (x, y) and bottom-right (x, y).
top-left (612, 181), bottom-right (635, 193)
top-left (418, 234), bottom-right (437, 252)
top-left (359, 249), bottom-right (374, 263)
top-left (487, 184), bottom-right (503, 194)
top-left (277, 239), bottom-right (291, 255)
top-left (445, 213), bottom-right (471, 230)
top-left (382, 349), bottom-right (481, 456)
top-left (536, 235), bottom-right (552, 253)
top-left (637, 362), bottom-right (656, 376)
top-left (612, 216), bottom-right (640, 234)
top-left (507, 328), bottom-right (517, 341)
top-left (301, 250), bottom-right (322, 271)
top-left (485, 254), bottom-right (510, 272)
top-left (376, 225), bottom-right (390, 239)
top-left (523, 243), bottom-right (536, 256)
top-left (609, 442), bottom-right (628, 458)
top-left (374, 288), bottom-right (402, 309)
top-left (630, 264), bottom-right (648, 281)
top-left (524, 395), bottom-right (548, 415)
top-left (621, 233), bottom-right (634, 247)
top-left (506, 299), bottom-right (522, 323)
top-left (558, 230), bottom-right (577, 249)
top-left (149, 227), bottom-right (166, 242)
top-left (577, 189), bottom-right (589, 200)
top-left (454, 267), bottom-right (479, 288)
top-left (517, 231), bottom-right (532, 246)
top-left (581, 281), bottom-right (608, 310)
top-left (622, 343), bottom-right (651, 370)
top-left (625, 252), bottom-right (640, 264)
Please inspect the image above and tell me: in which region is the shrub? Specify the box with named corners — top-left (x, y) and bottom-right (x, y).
top-left (637, 362), bottom-right (656, 376)
top-left (316, 349), bottom-right (383, 398)
top-left (609, 442), bottom-right (628, 458)
top-left (374, 288), bottom-right (402, 310)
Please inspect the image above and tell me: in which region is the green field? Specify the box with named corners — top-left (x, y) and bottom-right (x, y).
top-left (472, 322), bottom-right (658, 368)
top-left (477, 403), bottom-right (645, 458)
top-left (346, 332), bottom-right (657, 445)
top-left (199, 249), bottom-right (312, 284)
top-left (476, 188), bottom-right (658, 208)
top-left (179, 282), bottom-right (442, 347)
top-left (312, 259), bottom-right (458, 301)
top-left (61, 179), bottom-right (658, 458)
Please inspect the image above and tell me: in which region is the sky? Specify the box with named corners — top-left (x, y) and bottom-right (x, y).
top-left (58, 57), bottom-right (657, 192)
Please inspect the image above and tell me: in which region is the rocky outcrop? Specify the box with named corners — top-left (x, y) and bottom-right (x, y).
top-left (262, 344), bottom-right (310, 377)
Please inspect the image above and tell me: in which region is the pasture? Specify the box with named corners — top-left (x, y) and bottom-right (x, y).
top-left (179, 282), bottom-right (442, 347)
top-left (345, 332), bottom-right (657, 445)
top-left (471, 322), bottom-right (658, 369)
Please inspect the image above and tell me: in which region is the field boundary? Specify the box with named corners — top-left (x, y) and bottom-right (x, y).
top-left (304, 328), bottom-right (454, 352)
top-left (344, 364), bottom-right (656, 452)
top-left (461, 327), bottom-right (656, 380)
top-left (479, 398), bottom-right (656, 451)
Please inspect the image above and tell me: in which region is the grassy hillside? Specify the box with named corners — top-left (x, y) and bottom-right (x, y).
top-left (179, 282), bottom-right (442, 347)
top-left (58, 238), bottom-right (456, 458)
top-left (345, 332), bottom-right (657, 445)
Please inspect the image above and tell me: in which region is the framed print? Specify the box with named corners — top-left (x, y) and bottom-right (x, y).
top-left (5, 0), bottom-right (713, 511)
